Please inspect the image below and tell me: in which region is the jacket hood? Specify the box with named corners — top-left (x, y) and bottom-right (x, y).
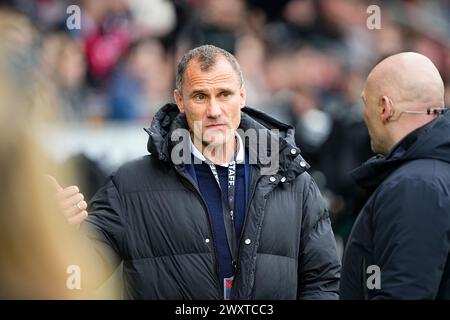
top-left (144, 103), bottom-right (309, 180)
top-left (352, 111), bottom-right (450, 190)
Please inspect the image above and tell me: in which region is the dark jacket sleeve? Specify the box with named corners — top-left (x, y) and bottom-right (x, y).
top-left (369, 178), bottom-right (450, 299)
top-left (80, 176), bottom-right (125, 284)
top-left (297, 176), bottom-right (341, 299)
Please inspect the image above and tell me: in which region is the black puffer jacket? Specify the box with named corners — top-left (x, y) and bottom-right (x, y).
top-left (341, 112), bottom-right (450, 299)
top-left (84, 104), bottom-right (341, 299)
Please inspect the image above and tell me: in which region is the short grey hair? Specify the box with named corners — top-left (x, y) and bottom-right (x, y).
top-left (175, 44), bottom-right (244, 92)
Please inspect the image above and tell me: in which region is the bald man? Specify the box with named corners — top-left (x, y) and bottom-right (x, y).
top-left (340, 52), bottom-right (450, 299)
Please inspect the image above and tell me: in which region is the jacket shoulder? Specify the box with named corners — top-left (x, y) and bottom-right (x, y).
top-left (111, 155), bottom-right (176, 193)
top-left (382, 158), bottom-right (450, 191)
top-left (370, 160), bottom-right (450, 226)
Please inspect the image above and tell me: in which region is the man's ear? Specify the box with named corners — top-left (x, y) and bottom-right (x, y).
top-left (239, 86), bottom-right (247, 109)
top-left (174, 89), bottom-right (184, 113)
top-left (379, 95), bottom-right (394, 123)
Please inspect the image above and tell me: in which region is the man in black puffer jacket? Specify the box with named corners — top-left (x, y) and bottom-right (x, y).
top-left (78, 45), bottom-right (340, 299)
top-left (341, 52), bottom-right (450, 299)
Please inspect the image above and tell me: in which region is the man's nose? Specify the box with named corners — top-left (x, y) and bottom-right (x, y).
top-left (206, 97), bottom-right (222, 118)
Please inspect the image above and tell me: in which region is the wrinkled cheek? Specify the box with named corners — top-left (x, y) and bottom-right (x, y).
top-left (232, 109), bottom-right (242, 129)
top-left (186, 109), bottom-right (206, 129)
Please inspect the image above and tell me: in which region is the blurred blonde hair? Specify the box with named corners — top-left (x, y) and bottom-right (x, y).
top-left (0, 10), bottom-right (112, 299)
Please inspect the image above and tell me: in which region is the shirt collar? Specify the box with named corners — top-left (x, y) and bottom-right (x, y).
top-left (189, 132), bottom-right (244, 167)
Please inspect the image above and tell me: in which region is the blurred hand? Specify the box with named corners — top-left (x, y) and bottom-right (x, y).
top-left (47, 175), bottom-right (89, 225)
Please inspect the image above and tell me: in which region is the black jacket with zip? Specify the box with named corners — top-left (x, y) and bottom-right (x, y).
top-left (340, 112), bottom-right (450, 299)
top-left (83, 103), bottom-right (341, 299)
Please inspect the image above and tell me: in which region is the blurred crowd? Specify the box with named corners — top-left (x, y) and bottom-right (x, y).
top-left (1, 0), bottom-right (450, 247)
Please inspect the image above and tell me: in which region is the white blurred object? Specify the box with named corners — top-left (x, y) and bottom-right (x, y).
top-left (39, 124), bottom-right (149, 173)
top-left (129, 0), bottom-right (176, 37)
top-left (297, 109), bottom-right (333, 149)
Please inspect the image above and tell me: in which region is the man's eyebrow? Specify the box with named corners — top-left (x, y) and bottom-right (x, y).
top-left (213, 87), bottom-right (236, 94)
top-left (190, 89), bottom-right (208, 96)
top-left (189, 87), bottom-right (235, 96)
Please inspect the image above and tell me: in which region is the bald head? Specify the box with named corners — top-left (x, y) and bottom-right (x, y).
top-left (362, 52), bottom-right (446, 155)
top-left (365, 52), bottom-right (444, 110)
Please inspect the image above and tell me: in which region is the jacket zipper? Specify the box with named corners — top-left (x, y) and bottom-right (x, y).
top-left (231, 167), bottom-right (262, 298)
top-left (238, 167), bottom-right (261, 252)
top-left (176, 169), bottom-right (223, 298)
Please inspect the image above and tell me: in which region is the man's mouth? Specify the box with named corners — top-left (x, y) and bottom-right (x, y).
top-left (206, 123), bottom-right (226, 128)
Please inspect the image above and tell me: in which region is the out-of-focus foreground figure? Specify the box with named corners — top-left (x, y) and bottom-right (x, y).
top-left (0, 10), bottom-right (116, 299)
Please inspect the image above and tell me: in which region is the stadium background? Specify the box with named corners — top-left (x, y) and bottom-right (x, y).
top-left (1, 0), bottom-right (449, 298)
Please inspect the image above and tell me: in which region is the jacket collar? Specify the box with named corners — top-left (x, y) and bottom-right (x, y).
top-left (145, 103), bottom-right (310, 181)
top-left (352, 111), bottom-right (450, 190)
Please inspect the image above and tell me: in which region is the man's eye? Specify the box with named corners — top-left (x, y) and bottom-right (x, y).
top-left (195, 94), bottom-right (206, 100)
top-left (221, 92), bottom-right (231, 97)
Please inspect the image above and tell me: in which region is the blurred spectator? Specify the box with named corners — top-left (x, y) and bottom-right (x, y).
top-left (235, 33), bottom-right (270, 107)
top-left (107, 38), bottom-right (172, 121)
top-left (40, 31), bottom-right (88, 121)
top-left (176, 0), bottom-right (246, 57)
top-left (81, 0), bottom-right (134, 86)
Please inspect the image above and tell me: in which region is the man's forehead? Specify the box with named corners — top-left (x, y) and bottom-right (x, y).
top-left (186, 55), bottom-right (231, 71)
top-left (183, 57), bottom-right (239, 87)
